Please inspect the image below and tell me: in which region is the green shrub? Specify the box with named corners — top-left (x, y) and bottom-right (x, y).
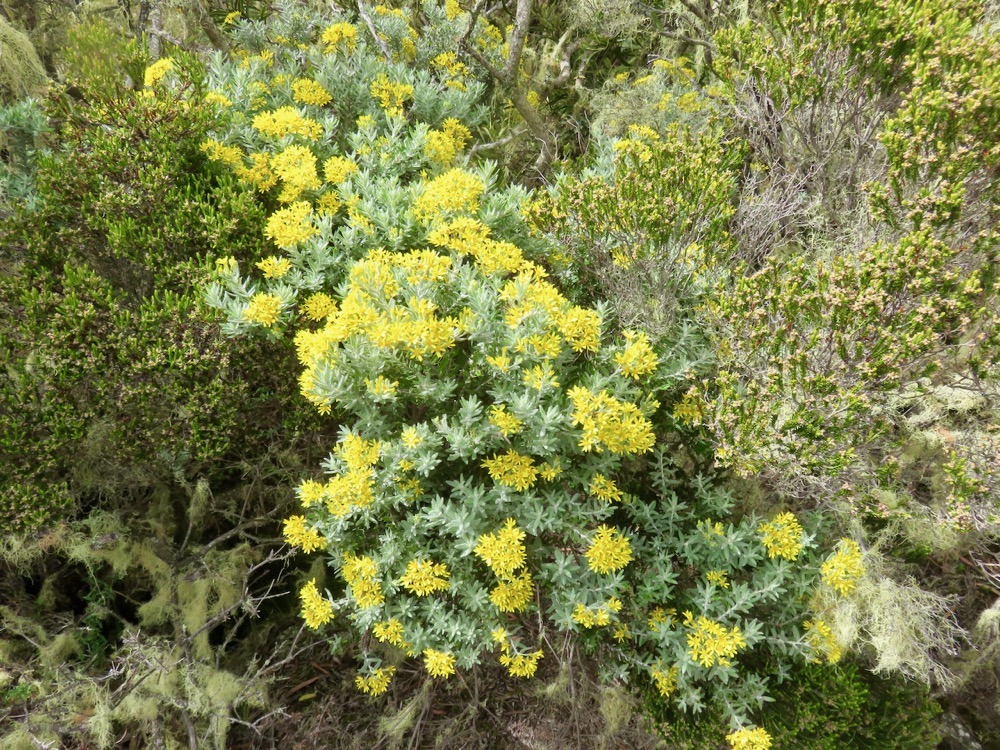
top-left (644, 659), bottom-right (942, 750)
top-left (0, 51), bottom-right (296, 530)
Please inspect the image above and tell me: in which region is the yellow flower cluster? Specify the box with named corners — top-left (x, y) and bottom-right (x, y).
top-left (700, 518), bottom-right (726, 539)
top-left (803, 618), bottom-right (842, 664)
top-left (243, 292), bottom-right (283, 326)
top-left (342, 552), bottom-right (384, 608)
top-left (317, 191), bottom-right (342, 215)
top-left (257, 256), bottom-right (292, 279)
top-left (425, 118), bottom-right (472, 165)
top-left (399, 559), bottom-right (451, 596)
top-left (650, 663), bottom-right (679, 697)
top-left (725, 727), bottom-right (773, 750)
top-left (271, 144), bottom-right (322, 202)
top-left (393, 248), bottom-right (453, 285)
top-left (292, 78), bottom-right (332, 107)
top-left (568, 386), bottom-right (656, 454)
top-left (672, 388), bottom-right (704, 426)
top-left (423, 648), bottom-right (456, 678)
top-left (488, 404), bottom-right (523, 436)
top-left (428, 217), bottom-right (526, 276)
top-left (572, 597), bottom-right (622, 628)
top-left (322, 22), bottom-right (358, 54)
top-left (482, 450), bottom-right (538, 491)
top-left (589, 473), bottom-right (623, 503)
top-left (200, 138), bottom-right (243, 167)
top-left (295, 252), bottom-right (463, 405)
top-left (615, 330), bottom-right (658, 379)
top-left (265, 201), bottom-right (318, 247)
top-left (685, 615), bottom-right (747, 668)
top-left (283, 515), bottom-right (324, 552)
top-left (372, 618), bottom-right (410, 650)
top-left (431, 52), bottom-right (469, 90)
top-left (499, 646), bottom-right (543, 678)
top-left (475, 518), bottom-right (526, 577)
top-left (252, 107), bottom-right (323, 140)
top-left (324, 155), bottom-right (358, 184)
top-left (757, 512), bottom-right (804, 560)
top-left (365, 375), bottom-right (398, 398)
top-left (414, 168), bottom-right (485, 220)
top-left (539, 458), bottom-right (562, 480)
top-left (705, 570), bottom-right (730, 589)
top-left (522, 363), bottom-right (559, 391)
top-left (236, 153), bottom-right (278, 192)
top-left (318, 434), bottom-right (380, 516)
top-left (299, 578), bottom-right (334, 629)
top-left (355, 666), bottom-right (395, 696)
top-left (371, 73), bottom-right (414, 118)
top-left (143, 57), bottom-right (174, 88)
top-left (301, 292), bottom-right (337, 321)
top-left (585, 525), bottom-right (633, 574)
top-left (445, 0), bottom-right (462, 21)
top-left (820, 539), bottom-right (864, 596)
top-left (215, 256), bottom-right (237, 275)
top-left (297, 479), bottom-right (325, 508)
top-left (489, 569), bottom-right (534, 612)
top-left (557, 306), bottom-right (602, 352)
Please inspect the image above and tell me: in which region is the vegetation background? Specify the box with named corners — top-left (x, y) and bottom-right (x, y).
top-left (0, 0), bottom-right (997, 748)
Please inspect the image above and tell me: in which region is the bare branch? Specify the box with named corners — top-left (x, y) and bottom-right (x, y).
top-left (467, 126), bottom-right (528, 158)
top-left (356, 1), bottom-right (394, 63)
top-left (503, 0), bottom-right (532, 83)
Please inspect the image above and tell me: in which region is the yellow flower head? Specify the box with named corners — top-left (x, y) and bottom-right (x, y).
top-left (322, 22), bottom-right (358, 53)
top-left (589, 474), bottom-right (623, 503)
top-left (143, 57), bottom-right (174, 88)
top-left (265, 201), bottom-right (318, 247)
top-left (399, 559), bottom-right (451, 596)
top-left (271, 144), bottom-right (321, 202)
top-left (413, 168), bottom-right (485, 220)
top-left (252, 107), bottom-right (323, 140)
top-left (292, 78), bottom-right (333, 106)
top-left (423, 648), bottom-right (456, 678)
top-left (243, 293), bottom-right (283, 327)
top-left (371, 73), bottom-right (414, 118)
top-left (705, 569), bottom-right (730, 589)
top-left (757, 512), bottom-right (804, 560)
top-left (726, 727), bottom-right (773, 750)
top-left (650, 664), bottom-right (679, 697)
top-left (475, 518), bottom-right (527, 578)
top-left (301, 292), bottom-right (337, 321)
top-left (324, 155), bottom-right (359, 184)
top-left (299, 579), bottom-right (334, 629)
top-left (803, 618), bottom-right (842, 664)
top-left (489, 569), bottom-right (534, 612)
top-left (283, 515), bottom-right (324, 552)
top-left (686, 615), bottom-right (746, 668)
top-left (557, 306), bottom-right (601, 352)
top-left (355, 666), bottom-right (395, 696)
top-left (820, 539), bottom-right (864, 596)
top-left (615, 330), bottom-right (658, 379)
top-left (499, 649), bottom-right (543, 678)
top-left (585, 525), bottom-right (632, 574)
top-left (372, 619), bottom-right (408, 649)
top-left (488, 404), bottom-right (523, 436)
top-left (200, 139), bottom-right (243, 167)
top-left (256, 256), bottom-right (292, 279)
top-left (482, 450), bottom-right (538, 491)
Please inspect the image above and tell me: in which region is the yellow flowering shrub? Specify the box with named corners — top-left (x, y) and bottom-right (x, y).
top-left (200, 4), bottom-right (860, 732)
